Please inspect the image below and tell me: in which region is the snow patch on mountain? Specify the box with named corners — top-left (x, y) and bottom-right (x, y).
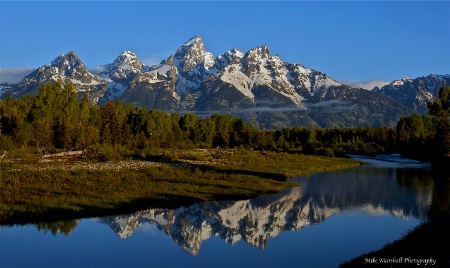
top-left (107, 82), bottom-right (128, 99)
top-left (69, 78), bottom-right (101, 86)
top-left (148, 63), bottom-right (172, 76)
top-left (204, 52), bottom-right (215, 69)
top-left (220, 64), bottom-right (254, 99)
top-left (314, 74), bottom-right (341, 88)
top-left (176, 75), bottom-right (201, 94)
top-left (391, 76), bottom-right (412, 87)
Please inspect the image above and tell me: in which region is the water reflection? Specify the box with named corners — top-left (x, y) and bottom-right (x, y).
top-left (30, 164), bottom-right (435, 256)
top-left (35, 220), bottom-right (81, 236)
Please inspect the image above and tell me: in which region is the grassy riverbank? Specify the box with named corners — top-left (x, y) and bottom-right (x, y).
top-left (0, 149), bottom-right (360, 225)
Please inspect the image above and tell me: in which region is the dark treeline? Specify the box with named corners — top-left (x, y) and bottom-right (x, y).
top-left (397, 86), bottom-right (450, 165)
top-left (0, 82), bottom-right (449, 162)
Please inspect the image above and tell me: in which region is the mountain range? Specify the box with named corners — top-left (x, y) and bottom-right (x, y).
top-left (2, 35), bottom-right (449, 128)
top-left (373, 74), bottom-right (450, 114)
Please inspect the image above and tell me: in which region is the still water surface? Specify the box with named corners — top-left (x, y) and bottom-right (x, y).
top-left (0, 156), bottom-right (436, 267)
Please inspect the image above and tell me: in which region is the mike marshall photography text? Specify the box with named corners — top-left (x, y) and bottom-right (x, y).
top-left (365, 257), bottom-right (437, 266)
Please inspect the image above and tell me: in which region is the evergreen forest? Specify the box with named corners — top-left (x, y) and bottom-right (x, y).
top-left (1, 81), bottom-right (449, 165)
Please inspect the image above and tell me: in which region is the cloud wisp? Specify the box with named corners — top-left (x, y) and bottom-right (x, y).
top-left (339, 79), bottom-right (389, 90)
top-left (180, 100), bottom-right (358, 117)
top-left (0, 68), bottom-right (34, 84)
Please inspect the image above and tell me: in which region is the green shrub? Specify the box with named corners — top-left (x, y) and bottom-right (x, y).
top-left (141, 148), bottom-right (179, 162)
top-left (321, 147), bottom-right (335, 157)
top-left (91, 144), bottom-right (123, 161)
top-left (0, 136), bottom-right (14, 151)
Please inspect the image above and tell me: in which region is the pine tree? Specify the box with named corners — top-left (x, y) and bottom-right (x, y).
top-left (199, 119), bottom-right (215, 147)
top-left (428, 87), bottom-right (450, 162)
top-left (100, 100), bottom-right (120, 145)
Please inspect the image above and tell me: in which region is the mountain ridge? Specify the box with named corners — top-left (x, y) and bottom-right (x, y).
top-left (2, 35), bottom-right (445, 128)
top-left (373, 74), bottom-right (450, 114)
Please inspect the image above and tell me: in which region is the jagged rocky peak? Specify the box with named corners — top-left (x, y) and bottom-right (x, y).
top-left (224, 48), bottom-right (245, 60)
top-left (174, 35), bottom-right (215, 72)
top-left (244, 45), bottom-right (290, 76)
top-left (258, 44), bottom-right (271, 56)
top-left (143, 55), bottom-right (177, 80)
top-left (390, 76), bottom-right (413, 86)
top-left (161, 54), bottom-right (174, 66)
top-left (373, 73), bottom-right (450, 114)
top-left (2, 51), bottom-right (107, 101)
top-left (51, 51), bottom-right (81, 67)
top-left (216, 48), bottom-right (245, 69)
top-left (245, 45), bottom-right (271, 61)
top-left (241, 45), bottom-right (277, 76)
top-left (20, 51), bottom-right (99, 85)
top-left (50, 51), bottom-right (91, 77)
top-left (106, 50), bottom-right (147, 80)
top-left (181, 35), bottom-right (203, 47)
top-left (115, 50), bottom-right (142, 69)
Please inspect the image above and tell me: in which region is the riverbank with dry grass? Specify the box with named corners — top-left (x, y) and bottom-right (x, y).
top-left (0, 149), bottom-right (361, 225)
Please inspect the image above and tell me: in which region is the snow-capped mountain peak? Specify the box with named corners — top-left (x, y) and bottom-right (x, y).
top-left (120, 50), bottom-right (137, 59)
top-left (21, 51), bottom-right (100, 86)
top-left (174, 35), bottom-right (215, 72)
top-left (373, 74), bottom-right (450, 113)
top-left (181, 35), bottom-right (203, 48)
top-left (49, 51), bottom-right (96, 81)
top-left (244, 45), bottom-right (271, 61)
top-left (50, 51), bottom-right (80, 68)
top-left (216, 48), bottom-right (245, 70)
top-left (104, 50), bottom-right (146, 81)
top-left (391, 76), bottom-right (413, 86)
top-left (2, 50), bottom-right (106, 102)
top-left (227, 48), bottom-right (245, 59)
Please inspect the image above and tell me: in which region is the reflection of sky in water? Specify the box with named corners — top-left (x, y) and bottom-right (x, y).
top-left (0, 212), bottom-right (421, 268)
top-left (349, 154), bottom-right (432, 168)
top-left (0, 157), bottom-right (434, 268)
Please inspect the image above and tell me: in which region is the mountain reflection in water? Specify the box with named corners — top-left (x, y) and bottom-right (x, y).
top-left (31, 162), bottom-right (433, 256)
top-left (96, 166), bottom-right (432, 255)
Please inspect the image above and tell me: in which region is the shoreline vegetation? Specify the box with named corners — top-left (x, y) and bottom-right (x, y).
top-left (0, 148), bottom-right (360, 225)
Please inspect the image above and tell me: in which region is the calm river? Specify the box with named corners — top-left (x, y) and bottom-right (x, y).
top-left (0, 155), bottom-right (438, 267)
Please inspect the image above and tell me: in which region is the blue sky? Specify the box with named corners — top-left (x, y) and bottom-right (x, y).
top-left (0, 1), bottom-right (449, 88)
